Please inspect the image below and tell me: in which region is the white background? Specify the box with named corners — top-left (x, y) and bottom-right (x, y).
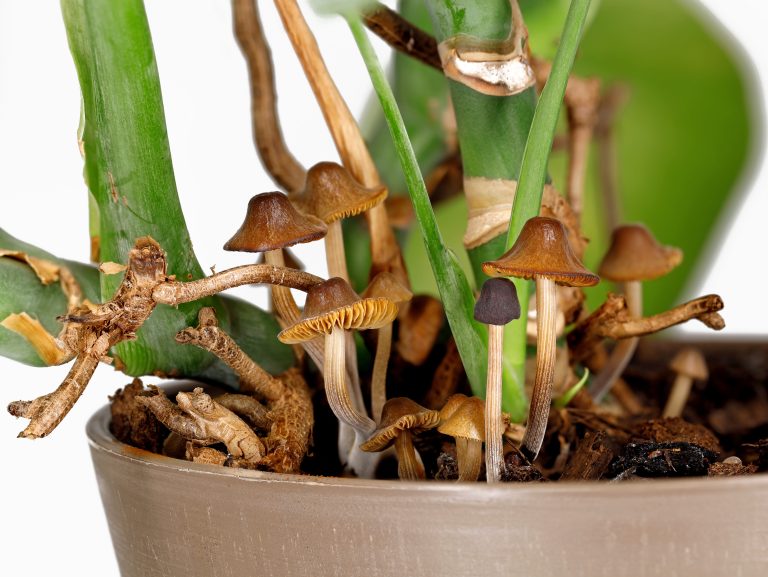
top-left (0, 1), bottom-right (766, 575)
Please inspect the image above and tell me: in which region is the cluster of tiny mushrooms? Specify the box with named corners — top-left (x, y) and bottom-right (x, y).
top-left (3, 0), bottom-right (727, 482)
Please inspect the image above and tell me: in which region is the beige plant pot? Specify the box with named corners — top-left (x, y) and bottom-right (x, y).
top-left (88, 340), bottom-right (768, 577)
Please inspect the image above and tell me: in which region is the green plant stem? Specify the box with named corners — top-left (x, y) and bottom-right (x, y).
top-left (347, 15), bottom-right (525, 420)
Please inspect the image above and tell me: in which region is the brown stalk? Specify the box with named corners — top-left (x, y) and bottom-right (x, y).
top-left (137, 387), bottom-right (215, 443)
top-left (595, 85), bottom-right (630, 231)
top-left (423, 338), bottom-right (463, 410)
top-left (272, 0), bottom-right (407, 285)
top-left (362, 3), bottom-right (441, 71)
top-left (175, 307), bottom-right (285, 402)
top-left (152, 264), bottom-right (323, 306)
top-left (215, 393), bottom-right (272, 431)
top-left (232, 0), bottom-right (306, 193)
top-left (568, 293), bottom-right (725, 362)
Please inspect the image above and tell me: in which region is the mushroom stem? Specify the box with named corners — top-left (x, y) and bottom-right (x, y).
top-left (566, 123), bottom-right (592, 222)
top-left (485, 323), bottom-right (505, 483)
top-left (264, 249), bottom-right (301, 323)
top-left (456, 437), bottom-right (483, 482)
top-left (590, 281), bottom-right (642, 402)
top-left (325, 220), bottom-right (351, 284)
top-left (324, 326), bottom-right (376, 436)
top-left (395, 429), bottom-right (425, 480)
top-left (371, 323), bottom-right (393, 423)
top-left (663, 374), bottom-right (694, 418)
top-left (521, 277), bottom-right (557, 461)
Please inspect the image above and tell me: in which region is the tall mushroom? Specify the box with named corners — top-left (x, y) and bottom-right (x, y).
top-left (224, 191), bottom-right (326, 323)
top-left (590, 223), bottom-right (682, 401)
top-left (663, 347), bottom-right (708, 418)
top-left (360, 397), bottom-right (439, 480)
top-left (278, 277), bottom-right (398, 476)
top-left (362, 272), bottom-right (413, 422)
top-left (474, 277), bottom-right (521, 483)
top-left (438, 394), bottom-right (485, 482)
top-left (483, 216), bottom-right (599, 461)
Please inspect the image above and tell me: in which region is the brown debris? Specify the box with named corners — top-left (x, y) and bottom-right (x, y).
top-left (424, 338), bottom-right (464, 410)
top-left (137, 386), bottom-right (215, 444)
top-left (633, 417), bottom-right (721, 455)
top-left (561, 430), bottom-right (615, 481)
top-left (215, 393), bottom-right (271, 432)
top-left (186, 444), bottom-right (228, 467)
top-left (708, 458), bottom-right (757, 477)
top-left (708, 398), bottom-right (768, 436)
top-left (109, 378), bottom-right (166, 453)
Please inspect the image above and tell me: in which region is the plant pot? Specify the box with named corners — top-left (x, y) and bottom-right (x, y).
top-left (88, 339), bottom-right (768, 577)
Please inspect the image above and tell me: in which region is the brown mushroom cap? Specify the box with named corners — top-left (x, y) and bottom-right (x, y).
top-left (362, 272), bottom-right (413, 305)
top-left (670, 347), bottom-right (708, 381)
top-left (224, 192), bottom-right (327, 253)
top-left (291, 161), bottom-right (388, 223)
top-left (482, 216), bottom-right (599, 287)
top-left (437, 395), bottom-right (485, 441)
top-left (598, 224), bottom-right (683, 282)
top-left (278, 277), bottom-right (398, 343)
top-left (360, 397), bottom-right (440, 452)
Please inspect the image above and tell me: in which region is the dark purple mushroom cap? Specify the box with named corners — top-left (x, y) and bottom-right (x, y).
top-left (474, 277), bottom-right (521, 326)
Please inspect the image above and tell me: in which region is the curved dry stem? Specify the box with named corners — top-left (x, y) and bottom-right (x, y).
top-left (371, 323), bottom-right (393, 423)
top-left (215, 393), bottom-right (271, 431)
top-left (137, 388), bottom-right (213, 443)
top-left (455, 437), bottom-right (483, 482)
top-left (232, 0), bottom-right (306, 193)
top-left (152, 264), bottom-right (323, 305)
top-left (175, 308), bottom-right (285, 402)
top-left (485, 324), bottom-right (505, 483)
top-left (363, 3), bottom-right (440, 70)
top-left (590, 281), bottom-right (642, 403)
top-left (521, 278), bottom-right (557, 461)
top-left (273, 0), bottom-right (407, 285)
top-left (395, 429), bottom-right (425, 480)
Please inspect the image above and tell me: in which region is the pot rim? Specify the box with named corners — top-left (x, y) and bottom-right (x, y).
top-left (87, 403), bottom-right (768, 497)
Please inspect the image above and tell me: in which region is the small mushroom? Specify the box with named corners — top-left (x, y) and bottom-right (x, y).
top-left (438, 394), bottom-right (485, 482)
top-left (483, 216), bottom-right (599, 461)
top-left (663, 347), bottom-right (708, 418)
top-left (224, 191), bottom-right (326, 323)
top-left (278, 277), bottom-right (398, 475)
top-left (360, 397), bottom-right (439, 480)
top-left (474, 277), bottom-right (521, 483)
top-left (591, 224), bottom-right (682, 401)
top-left (362, 272), bottom-right (413, 422)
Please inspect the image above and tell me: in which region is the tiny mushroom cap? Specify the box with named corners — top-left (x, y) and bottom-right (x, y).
top-left (360, 397), bottom-right (440, 452)
top-left (482, 216), bottom-right (599, 287)
top-left (598, 223), bottom-right (683, 282)
top-left (223, 192), bottom-right (327, 253)
top-left (278, 277), bottom-right (399, 344)
top-left (670, 347), bottom-right (708, 381)
top-left (362, 271), bottom-right (413, 305)
top-left (438, 395), bottom-right (485, 441)
top-left (474, 277), bottom-right (521, 326)
top-left (291, 161), bottom-right (388, 224)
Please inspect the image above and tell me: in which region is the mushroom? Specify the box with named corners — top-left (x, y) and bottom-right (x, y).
top-left (483, 216), bottom-right (599, 461)
top-left (291, 161), bottom-right (386, 284)
top-left (360, 397), bottom-right (439, 480)
top-left (278, 277), bottom-right (398, 475)
top-left (224, 191), bottom-right (326, 323)
top-left (438, 394), bottom-right (485, 482)
top-left (590, 224), bottom-right (682, 402)
top-left (474, 277), bottom-right (521, 483)
top-left (663, 347), bottom-right (708, 418)
top-left (362, 272), bottom-right (413, 422)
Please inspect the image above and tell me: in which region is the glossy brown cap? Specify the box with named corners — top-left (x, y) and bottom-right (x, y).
top-left (278, 277), bottom-right (398, 343)
top-left (598, 224), bottom-right (683, 282)
top-left (360, 397), bottom-right (440, 452)
top-left (670, 347), bottom-right (708, 381)
top-left (224, 192), bottom-right (327, 253)
top-left (362, 272), bottom-right (413, 305)
top-left (291, 162), bottom-right (388, 224)
top-left (482, 217), bottom-right (599, 287)
top-left (474, 277), bottom-right (521, 326)
top-left (437, 395), bottom-right (485, 441)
